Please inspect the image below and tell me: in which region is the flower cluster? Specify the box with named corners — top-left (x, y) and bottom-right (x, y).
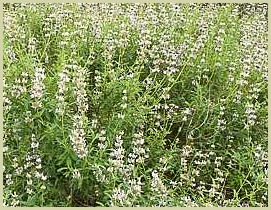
top-left (69, 64), bottom-right (89, 158)
top-left (217, 99), bottom-right (227, 131)
top-left (24, 134), bottom-right (48, 195)
top-left (108, 131), bottom-right (125, 174)
top-left (30, 67), bottom-right (46, 109)
top-left (245, 103), bottom-right (257, 127)
top-left (11, 72), bottom-right (29, 99)
top-left (150, 170), bottom-right (168, 206)
top-left (56, 67), bottom-right (70, 115)
top-left (110, 178), bottom-right (143, 206)
top-left (72, 65), bottom-right (89, 114)
top-left (69, 114), bottom-right (88, 159)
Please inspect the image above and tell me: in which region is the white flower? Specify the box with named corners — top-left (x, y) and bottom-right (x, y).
top-left (36, 164), bottom-right (42, 169)
top-left (117, 113), bottom-right (125, 119)
top-left (41, 185), bottom-right (46, 190)
top-left (26, 188), bottom-right (33, 194)
top-left (121, 103), bottom-right (127, 109)
top-left (41, 175), bottom-right (47, 181)
top-left (183, 108), bottom-right (192, 115)
top-left (72, 169), bottom-right (81, 179)
top-left (27, 179), bottom-right (33, 185)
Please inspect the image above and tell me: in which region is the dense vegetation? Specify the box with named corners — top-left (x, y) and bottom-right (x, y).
top-left (3, 3), bottom-right (268, 207)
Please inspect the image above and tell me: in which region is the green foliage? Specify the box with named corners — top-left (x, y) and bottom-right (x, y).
top-left (3, 3), bottom-right (267, 207)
